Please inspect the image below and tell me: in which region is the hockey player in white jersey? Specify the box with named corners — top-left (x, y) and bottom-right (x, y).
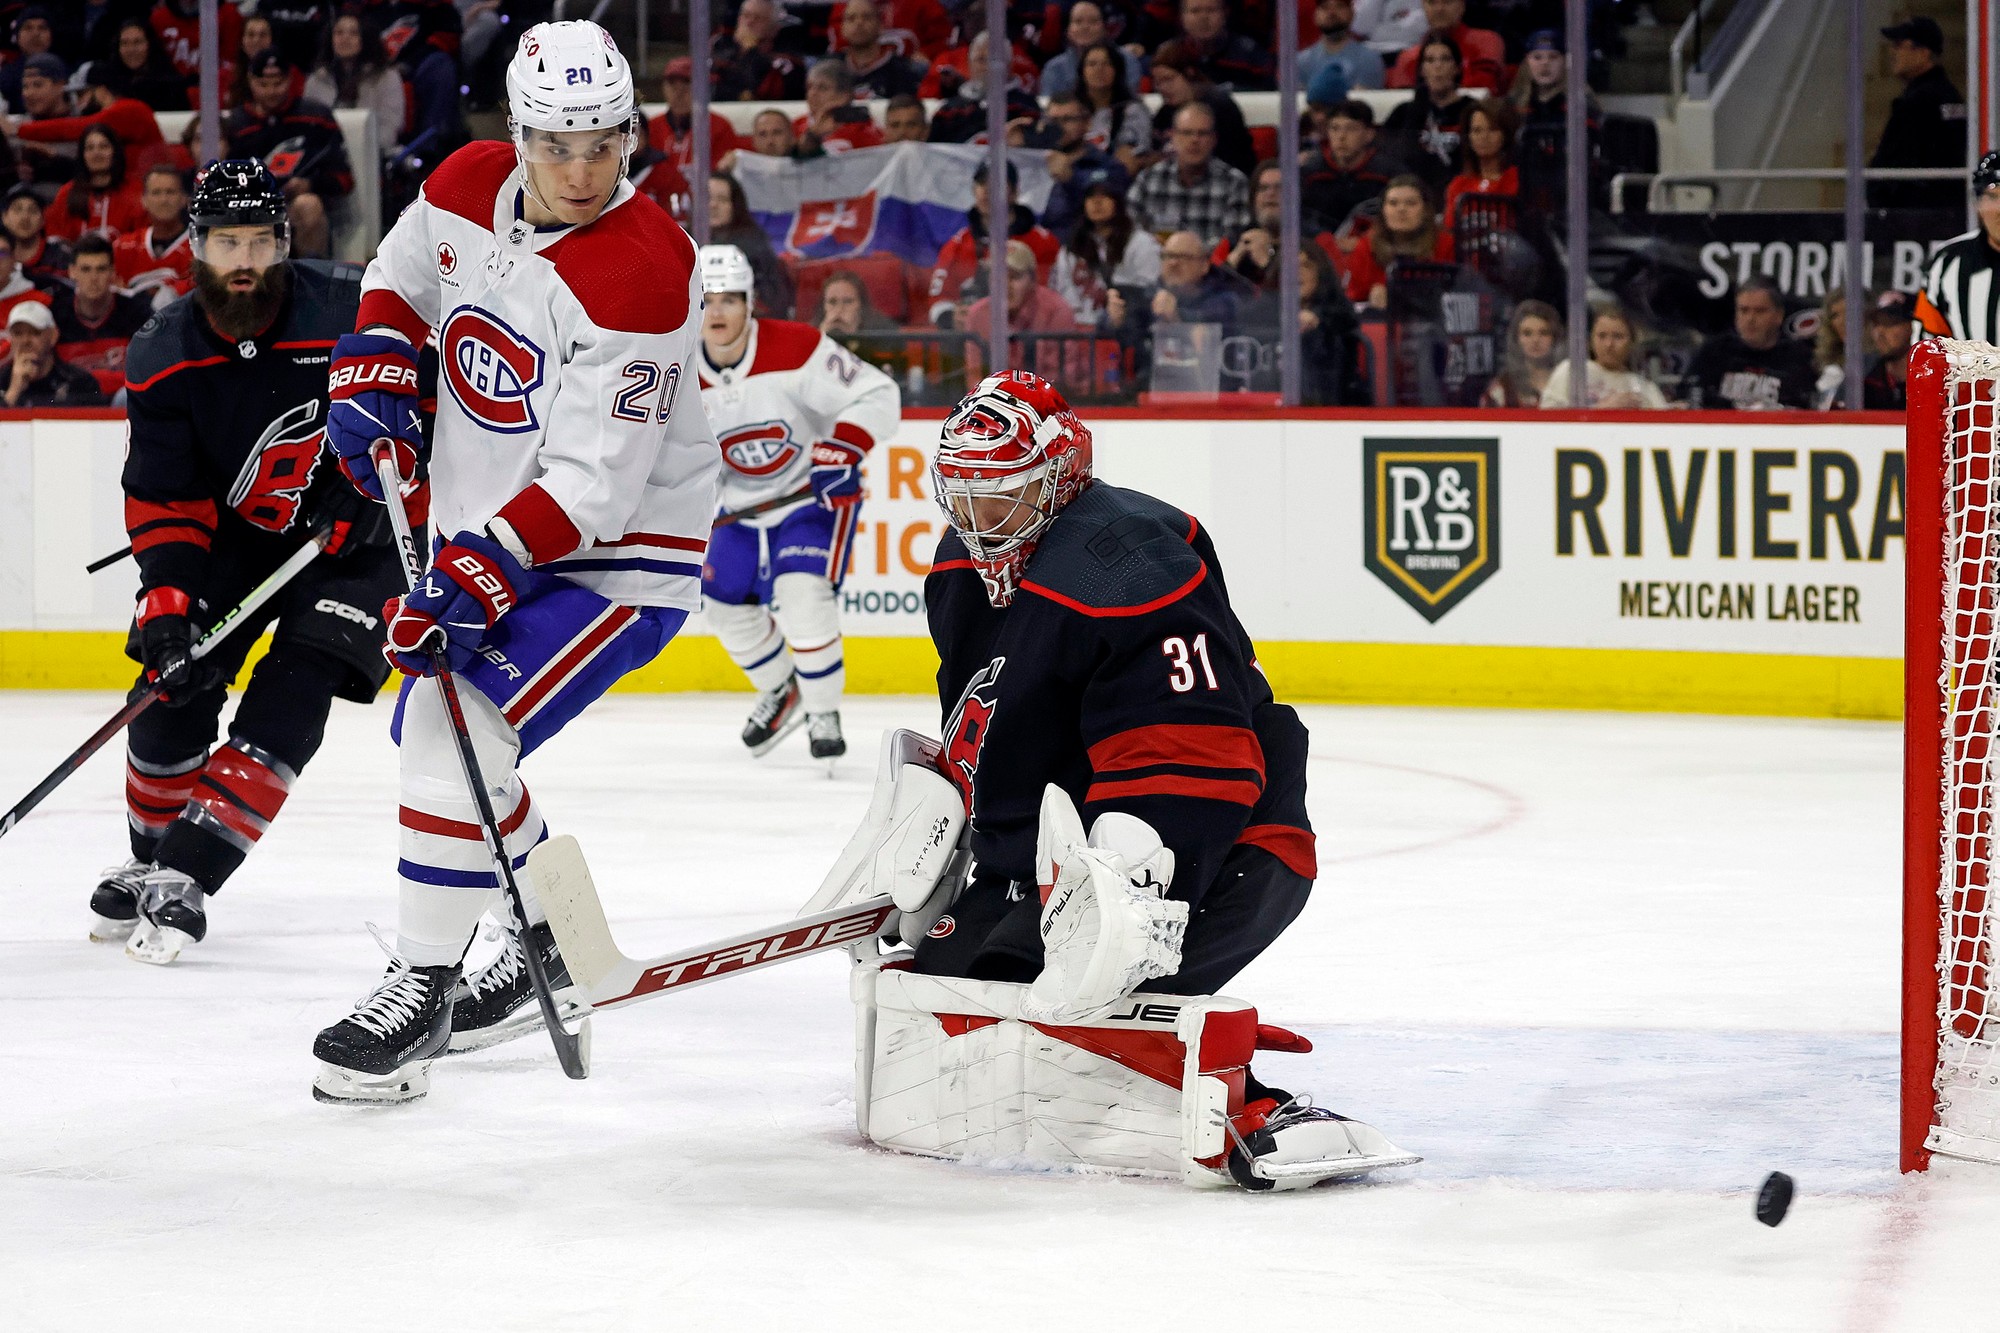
top-left (696, 243), bottom-right (900, 761)
top-left (309, 19), bottom-right (719, 1103)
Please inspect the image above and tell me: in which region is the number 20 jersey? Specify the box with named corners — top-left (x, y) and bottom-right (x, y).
top-left (696, 317), bottom-right (902, 527)
top-left (356, 141), bottom-right (719, 611)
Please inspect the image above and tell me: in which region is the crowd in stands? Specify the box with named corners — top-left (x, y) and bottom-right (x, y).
top-left (0, 0), bottom-right (1951, 411)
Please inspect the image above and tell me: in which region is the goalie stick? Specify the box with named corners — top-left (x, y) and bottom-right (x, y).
top-left (372, 444), bottom-right (590, 1081)
top-left (0, 523), bottom-right (334, 844)
top-left (528, 834), bottom-right (897, 1011)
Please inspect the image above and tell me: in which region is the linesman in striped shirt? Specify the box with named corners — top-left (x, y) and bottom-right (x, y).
top-left (1914, 151), bottom-right (2000, 343)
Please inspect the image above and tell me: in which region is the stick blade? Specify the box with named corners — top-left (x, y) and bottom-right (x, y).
top-left (528, 835), bottom-right (624, 996)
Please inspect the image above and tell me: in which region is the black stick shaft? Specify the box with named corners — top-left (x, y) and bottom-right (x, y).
top-left (87, 545), bottom-right (133, 574)
top-left (712, 485), bottom-right (815, 529)
top-left (373, 447), bottom-right (587, 1080)
top-left (1, 527), bottom-right (329, 844)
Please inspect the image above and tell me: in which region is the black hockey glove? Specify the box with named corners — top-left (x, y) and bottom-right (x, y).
top-left (305, 469), bottom-right (390, 555)
top-left (137, 592), bottom-right (224, 706)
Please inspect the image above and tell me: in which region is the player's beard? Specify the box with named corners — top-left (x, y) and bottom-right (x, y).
top-left (193, 260), bottom-right (290, 342)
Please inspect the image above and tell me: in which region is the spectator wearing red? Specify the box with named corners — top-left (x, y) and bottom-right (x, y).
top-left (1441, 100), bottom-right (1518, 228)
top-left (1380, 31), bottom-right (1478, 197)
top-left (305, 12), bottom-right (407, 159)
top-left (2, 299), bottom-right (107, 407)
top-left (648, 58), bottom-right (743, 172)
top-left (929, 158), bottom-right (1060, 326)
top-left (49, 126), bottom-right (147, 243)
top-left (919, 28), bottom-right (1041, 100)
top-left (834, 0), bottom-right (928, 100)
top-left (1328, 174), bottom-right (1450, 307)
top-left (1383, 0), bottom-right (1504, 94)
top-left (52, 235), bottom-right (153, 395)
top-left (925, 32), bottom-right (1041, 143)
top-left (712, 0), bottom-right (808, 102)
top-left (829, 0), bottom-right (954, 60)
top-left (1177, 0), bottom-right (1276, 91)
top-left (230, 13), bottom-right (305, 108)
top-left (964, 239), bottom-right (1091, 386)
top-left (104, 19), bottom-right (191, 113)
top-left (4, 185), bottom-right (71, 284)
top-left (225, 51), bottom-right (353, 259)
top-left (14, 61), bottom-right (165, 154)
top-left (0, 6), bottom-right (58, 116)
top-left (1302, 97), bottom-right (1402, 233)
top-left (151, 0), bottom-right (242, 98)
top-left (113, 164), bottom-right (193, 306)
top-left (795, 60), bottom-right (887, 154)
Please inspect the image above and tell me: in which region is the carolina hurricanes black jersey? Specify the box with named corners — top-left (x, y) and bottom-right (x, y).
top-left (926, 483), bottom-right (1316, 910)
top-left (121, 260), bottom-right (364, 596)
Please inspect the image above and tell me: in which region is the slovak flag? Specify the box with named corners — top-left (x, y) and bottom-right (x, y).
top-left (787, 193), bottom-right (879, 257)
top-left (735, 142), bottom-right (1054, 268)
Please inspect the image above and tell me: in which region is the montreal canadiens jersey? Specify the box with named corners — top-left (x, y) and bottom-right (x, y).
top-left (696, 317), bottom-right (901, 526)
top-left (357, 141), bottom-right (719, 610)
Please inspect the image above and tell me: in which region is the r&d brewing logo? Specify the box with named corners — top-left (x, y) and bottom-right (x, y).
top-left (1362, 437), bottom-right (1500, 622)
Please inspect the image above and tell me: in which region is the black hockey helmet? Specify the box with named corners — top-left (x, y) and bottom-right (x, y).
top-left (189, 159), bottom-right (290, 262)
top-left (1976, 150), bottom-right (2000, 198)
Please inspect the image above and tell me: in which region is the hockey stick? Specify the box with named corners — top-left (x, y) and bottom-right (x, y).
top-left (0, 525), bottom-right (334, 844)
top-left (86, 545), bottom-right (132, 573)
top-left (372, 444), bottom-right (589, 1081)
top-left (528, 834), bottom-right (896, 1012)
top-left (712, 486), bottom-right (814, 529)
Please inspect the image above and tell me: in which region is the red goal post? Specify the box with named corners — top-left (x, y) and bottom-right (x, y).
top-left (1905, 337), bottom-right (2000, 1172)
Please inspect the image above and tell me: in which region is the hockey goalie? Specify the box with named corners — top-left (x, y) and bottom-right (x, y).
top-left (816, 371), bottom-right (1416, 1191)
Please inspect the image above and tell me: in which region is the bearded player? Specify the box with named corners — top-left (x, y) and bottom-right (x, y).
top-left (879, 371), bottom-right (1406, 1188)
top-left (695, 243), bottom-right (900, 763)
top-left (310, 20), bottom-right (718, 1103)
top-left (94, 160), bottom-right (402, 966)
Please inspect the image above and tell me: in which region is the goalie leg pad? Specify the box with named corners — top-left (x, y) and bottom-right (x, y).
top-left (853, 960), bottom-right (1420, 1189)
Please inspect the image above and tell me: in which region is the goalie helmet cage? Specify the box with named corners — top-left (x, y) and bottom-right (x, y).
top-left (1904, 337), bottom-right (2000, 1173)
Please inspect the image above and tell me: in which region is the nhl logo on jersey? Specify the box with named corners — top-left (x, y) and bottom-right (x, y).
top-left (718, 420), bottom-right (803, 477)
top-left (1362, 438), bottom-right (1500, 623)
top-left (441, 306), bottom-right (547, 434)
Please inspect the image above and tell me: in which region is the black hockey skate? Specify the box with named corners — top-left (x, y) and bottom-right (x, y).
top-left (312, 955), bottom-right (461, 1104)
top-left (446, 920), bottom-right (588, 1053)
top-left (807, 711), bottom-right (846, 762)
top-left (125, 868), bottom-right (207, 966)
top-left (1221, 1093), bottom-right (1421, 1192)
top-left (742, 673), bottom-right (805, 756)
top-left (89, 858), bottom-right (151, 942)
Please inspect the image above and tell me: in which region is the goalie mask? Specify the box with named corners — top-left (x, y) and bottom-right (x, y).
top-left (932, 372), bottom-right (1094, 607)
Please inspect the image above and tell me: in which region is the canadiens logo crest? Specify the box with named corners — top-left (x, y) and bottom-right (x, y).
top-left (718, 420), bottom-right (802, 478)
top-left (441, 306), bottom-right (546, 434)
top-left (437, 242), bottom-right (457, 275)
top-left (940, 656), bottom-right (1004, 804)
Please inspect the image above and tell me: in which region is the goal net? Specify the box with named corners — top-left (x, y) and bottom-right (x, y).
top-left (1907, 337), bottom-right (2000, 1171)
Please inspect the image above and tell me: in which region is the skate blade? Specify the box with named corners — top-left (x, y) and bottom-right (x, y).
top-left (125, 922), bottom-right (192, 966)
top-left (444, 997), bottom-right (590, 1054)
top-left (1250, 1149), bottom-right (1423, 1189)
top-left (311, 1058), bottom-right (433, 1105)
top-left (746, 711), bottom-right (807, 757)
top-left (89, 913), bottom-right (138, 944)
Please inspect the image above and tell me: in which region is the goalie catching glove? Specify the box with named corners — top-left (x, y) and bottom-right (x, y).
top-left (1019, 785), bottom-right (1188, 1024)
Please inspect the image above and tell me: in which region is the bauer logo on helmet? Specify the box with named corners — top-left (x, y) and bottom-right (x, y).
top-left (441, 307), bottom-right (547, 434)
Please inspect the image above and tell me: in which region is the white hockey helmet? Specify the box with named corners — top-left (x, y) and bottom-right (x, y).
top-left (506, 20), bottom-right (636, 135)
top-left (699, 244), bottom-right (756, 300)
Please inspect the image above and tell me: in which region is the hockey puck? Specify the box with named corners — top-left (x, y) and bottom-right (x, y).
top-left (1755, 1171), bottom-right (1794, 1226)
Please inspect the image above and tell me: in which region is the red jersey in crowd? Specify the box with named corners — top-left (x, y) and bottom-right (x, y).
top-left (114, 225), bottom-right (195, 302)
top-left (52, 285), bottom-right (155, 394)
top-left (918, 41), bottom-right (1043, 98)
top-left (16, 99), bottom-right (166, 151)
top-left (47, 179), bottom-right (148, 243)
top-left (927, 205), bottom-right (1060, 323)
top-left (1384, 21), bottom-right (1507, 94)
top-left (829, 0), bottom-right (955, 58)
top-left (1442, 165), bottom-right (1520, 229)
top-left (152, 1), bottom-right (243, 85)
top-left (1322, 225), bottom-right (1454, 303)
top-left (647, 111), bottom-right (743, 176)
top-left (792, 109), bottom-right (886, 151)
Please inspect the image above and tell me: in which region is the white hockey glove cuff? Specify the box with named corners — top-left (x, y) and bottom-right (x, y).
top-left (1019, 786), bottom-right (1188, 1025)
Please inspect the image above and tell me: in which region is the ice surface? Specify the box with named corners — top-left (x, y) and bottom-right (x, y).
top-left (2, 691), bottom-right (1995, 1331)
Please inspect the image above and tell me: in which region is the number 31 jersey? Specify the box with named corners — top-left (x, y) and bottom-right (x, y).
top-left (696, 317), bottom-right (901, 527)
top-left (355, 141), bottom-right (719, 611)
